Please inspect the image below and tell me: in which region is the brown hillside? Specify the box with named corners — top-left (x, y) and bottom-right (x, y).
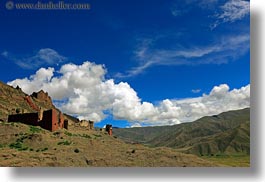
top-left (0, 81), bottom-right (78, 126)
top-left (0, 81), bottom-right (55, 121)
top-left (0, 122), bottom-right (219, 167)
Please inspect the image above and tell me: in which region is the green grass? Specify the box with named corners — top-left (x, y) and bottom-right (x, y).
top-left (41, 147), bottom-right (48, 152)
top-left (81, 134), bottom-right (91, 139)
top-left (64, 131), bottom-right (74, 137)
top-left (64, 131), bottom-right (91, 139)
top-left (29, 126), bottom-right (42, 133)
top-left (9, 133), bottom-right (29, 151)
top-left (202, 154), bottom-right (250, 167)
top-left (93, 134), bottom-right (102, 138)
top-left (57, 140), bottom-right (72, 145)
top-left (9, 142), bottom-right (28, 151)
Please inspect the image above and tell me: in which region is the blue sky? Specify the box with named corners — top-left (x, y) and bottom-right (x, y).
top-left (0, 0), bottom-right (250, 128)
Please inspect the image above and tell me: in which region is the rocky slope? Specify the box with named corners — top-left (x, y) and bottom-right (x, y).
top-left (0, 81), bottom-right (77, 125)
top-left (0, 122), bottom-right (219, 167)
top-left (0, 81), bottom-right (54, 120)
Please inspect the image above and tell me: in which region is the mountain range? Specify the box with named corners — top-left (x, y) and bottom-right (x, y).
top-left (113, 108), bottom-right (250, 156)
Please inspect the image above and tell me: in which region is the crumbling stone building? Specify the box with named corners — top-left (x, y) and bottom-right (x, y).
top-left (89, 120), bottom-right (94, 130)
top-left (105, 124), bottom-right (113, 136)
top-left (79, 120), bottom-right (94, 130)
top-left (8, 108), bottom-right (68, 132)
top-left (41, 109), bottom-right (65, 131)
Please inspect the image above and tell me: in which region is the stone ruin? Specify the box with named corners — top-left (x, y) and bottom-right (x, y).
top-left (79, 120), bottom-right (94, 130)
top-left (105, 124), bottom-right (113, 136)
top-left (8, 108), bottom-right (68, 132)
top-left (89, 120), bottom-right (94, 130)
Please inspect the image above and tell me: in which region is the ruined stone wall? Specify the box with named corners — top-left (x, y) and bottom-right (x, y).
top-left (80, 120), bottom-right (89, 127)
top-left (8, 113), bottom-right (39, 126)
top-left (59, 112), bottom-right (64, 128)
top-left (7, 108), bottom-right (67, 132)
top-left (89, 121), bottom-right (94, 130)
top-left (106, 124), bottom-right (113, 136)
top-left (64, 119), bottom-right (68, 129)
top-left (42, 109), bottom-right (59, 131)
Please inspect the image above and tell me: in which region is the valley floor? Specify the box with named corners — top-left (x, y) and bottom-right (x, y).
top-left (202, 154), bottom-right (250, 167)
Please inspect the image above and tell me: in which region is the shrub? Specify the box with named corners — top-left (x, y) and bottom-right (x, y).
top-left (16, 108), bottom-right (21, 114)
top-left (53, 131), bottom-right (61, 136)
top-left (93, 134), bottom-right (102, 138)
top-left (41, 147), bottom-right (48, 151)
top-left (9, 142), bottom-right (28, 151)
top-left (64, 131), bottom-right (73, 136)
top-left (16, 135), bottom-right (28, 143)
top-left (9, 142), bottom-right (23, 149)
top-left (18, 146), bottom-right (28, 151)
top-left (9, 134), bottom-right (30, 151)
top-left (81, 134), bottom-right (91, 139)
top-left (57, 140), bottom-right (72, 145)
top-left (65, 131), bottom-right (79, 137)
top-left (74, 148), bottom-right (80, 153)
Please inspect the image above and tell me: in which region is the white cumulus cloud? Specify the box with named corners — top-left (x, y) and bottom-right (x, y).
top-left (130, 123), bottom-right (142, 128)
top-left (8, 61), bottom-right (250, 126)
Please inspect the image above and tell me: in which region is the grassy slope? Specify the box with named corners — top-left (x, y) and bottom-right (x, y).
top-left (0, 121), bottom-right (219, 167)
top-left (202, 154), bottom-right (250, 167)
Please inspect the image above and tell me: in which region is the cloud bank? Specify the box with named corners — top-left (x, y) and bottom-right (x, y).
top-left (8, 61), bottom-right (250, 126)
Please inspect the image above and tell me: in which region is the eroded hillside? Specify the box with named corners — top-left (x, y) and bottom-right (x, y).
top-left (0, 122), bottom-right (219, 167)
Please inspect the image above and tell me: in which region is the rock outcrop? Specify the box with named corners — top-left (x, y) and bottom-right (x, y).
top-left (31, 90), bottom-right (53, 107)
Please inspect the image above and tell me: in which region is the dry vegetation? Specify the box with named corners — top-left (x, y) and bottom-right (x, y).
top-left (0, 121), bottom-right (220, 167)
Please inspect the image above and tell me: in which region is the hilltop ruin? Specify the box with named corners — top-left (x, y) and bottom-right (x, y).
top-left (0, 82), bottom-right (98, 132)
top-left (8, 108), bottom-right (68, 132)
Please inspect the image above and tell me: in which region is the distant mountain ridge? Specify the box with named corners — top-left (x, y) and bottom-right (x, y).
top-left (113, 108), bottom-right (250, 156)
